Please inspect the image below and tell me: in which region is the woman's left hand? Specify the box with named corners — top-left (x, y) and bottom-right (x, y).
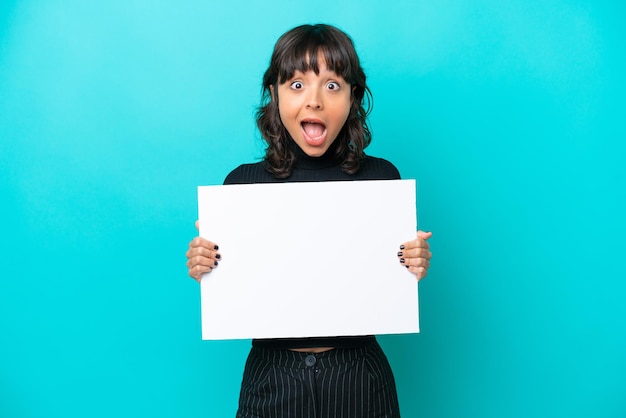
top-left (398, 230), bottom-right (433, 281)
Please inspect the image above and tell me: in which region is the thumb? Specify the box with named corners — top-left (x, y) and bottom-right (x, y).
top-left (417, 230), bottom-right (432, 240)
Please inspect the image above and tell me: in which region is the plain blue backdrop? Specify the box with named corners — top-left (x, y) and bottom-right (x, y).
top-left (1, 1), bottom-right (624, 417)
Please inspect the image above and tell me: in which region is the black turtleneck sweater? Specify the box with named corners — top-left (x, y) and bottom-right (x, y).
top-left (222, 141), bottom-right (401, 349)
top-left (224, 140), bottom-right (400, 185)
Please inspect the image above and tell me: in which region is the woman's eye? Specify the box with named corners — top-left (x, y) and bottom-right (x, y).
top-left (290, 81), bottom-right (303, 89)
top-left (327, 82), bottom-right (340, 90)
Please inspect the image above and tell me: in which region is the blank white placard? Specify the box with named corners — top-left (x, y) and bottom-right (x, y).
top-left (198, 179), bottom-right (418, 340)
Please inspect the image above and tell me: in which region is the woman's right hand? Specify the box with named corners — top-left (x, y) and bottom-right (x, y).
top-left (186, 221), bottom-right (221, 283)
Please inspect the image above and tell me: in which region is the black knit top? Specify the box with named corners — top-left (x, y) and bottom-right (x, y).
top-left (223, 140), bottom-right (401, 349)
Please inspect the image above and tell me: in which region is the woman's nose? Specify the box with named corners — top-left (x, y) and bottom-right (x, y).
top-left (306, 89), bottom-right (323, 109)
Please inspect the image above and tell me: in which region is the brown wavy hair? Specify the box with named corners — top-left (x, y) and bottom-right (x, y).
top-left (256, 24), bottom-right (373, 178)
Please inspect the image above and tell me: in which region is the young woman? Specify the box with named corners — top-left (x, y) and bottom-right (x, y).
top-left (186, 23), bottom-right (432, 418)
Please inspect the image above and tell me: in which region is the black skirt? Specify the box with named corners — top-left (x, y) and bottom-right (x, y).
top-left (236, 340), bottom-right (401, 418)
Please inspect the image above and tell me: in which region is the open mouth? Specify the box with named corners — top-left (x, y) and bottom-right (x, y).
top-left (301, 120), bottom-right (327, 145)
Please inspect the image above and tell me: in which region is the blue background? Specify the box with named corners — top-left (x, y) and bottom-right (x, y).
top-left (1, 1), bottom-right (624, 417)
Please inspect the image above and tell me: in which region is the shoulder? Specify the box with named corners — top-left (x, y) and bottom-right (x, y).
top-left (357, 155), bottom-right (401, 180)
top-left (223, 162), bottom-right (275, 185)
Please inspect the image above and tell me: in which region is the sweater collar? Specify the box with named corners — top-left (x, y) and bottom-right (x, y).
top-left (289, 138), bottom-right (342, 170)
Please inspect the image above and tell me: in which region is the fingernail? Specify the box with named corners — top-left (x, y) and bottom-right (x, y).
top-left (399, 245), bottom-right (405, 250)
top-left (213, 245), bottom-right (219, 250)
top-left (214, 261), bottom-right (219, 266)
top-left (215, 254), bottom-right (221, 259)
top-left (397, 251), bottom-right (403, 257)
top-left (400, 258), bottom-right (406, 264)
top-left (405, 265), bottom-right (410, 269)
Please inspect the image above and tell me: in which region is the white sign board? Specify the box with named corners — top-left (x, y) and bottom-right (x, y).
top-left (198, 179), bottom-right (418, 340)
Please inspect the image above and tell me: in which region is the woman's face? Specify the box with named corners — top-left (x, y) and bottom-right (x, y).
top-left (274, 59), bottom-right (352, 157)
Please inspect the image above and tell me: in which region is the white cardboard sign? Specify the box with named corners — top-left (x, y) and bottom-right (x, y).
top-left (198, 179), bottom-right (418, 340)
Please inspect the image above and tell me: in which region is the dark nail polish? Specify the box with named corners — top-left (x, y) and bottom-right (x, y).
top-left (213, 245), bottom-right (219, 250)
top-left (397, 251), bottom-right (403, 257)
top-left (215, 254), bottom-right (221, 259)
top-left (405, 265), bottom-right (410, 269)
top-left (399, 245), bottom-right (405, 250)
top-left (400, 258), bottom-right (406, 264)
top-left (214, 261), bottom-right (219, 266)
